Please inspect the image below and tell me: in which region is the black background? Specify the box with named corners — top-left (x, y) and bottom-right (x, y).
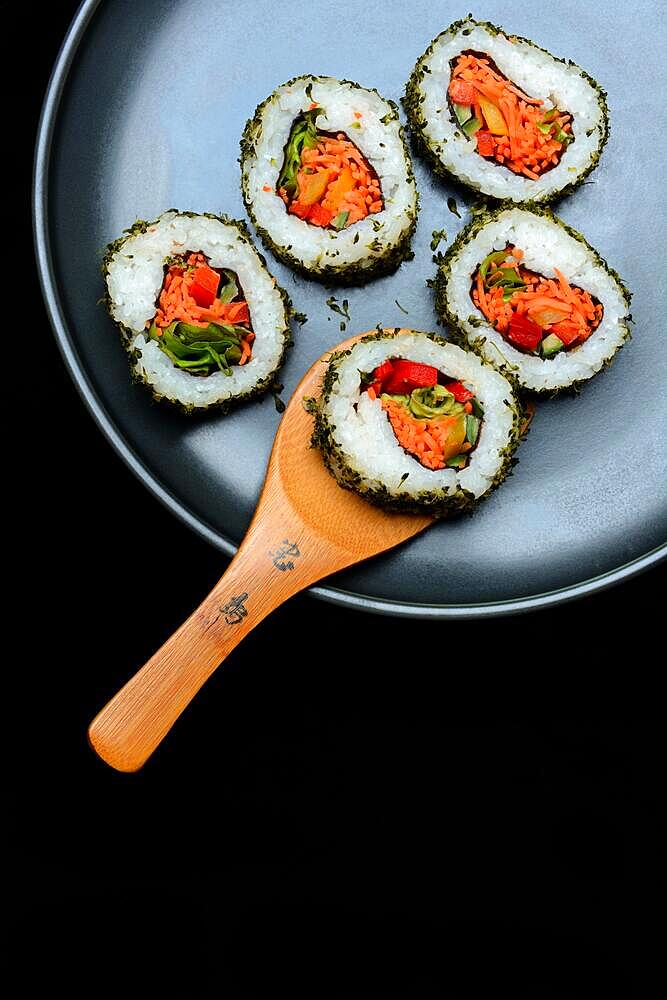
top-left (10, 3), bottom-right (666, 995)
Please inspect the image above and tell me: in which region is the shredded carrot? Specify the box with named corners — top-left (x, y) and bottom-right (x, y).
top-left (239, 339), bottom-right (252, 365)
top-left (521, 166), bottom-right (540, 181)
top-left (471, 246), bottom-right (603, 347)
top-left (553, 267), bottom-right (578, 303)
top-left (281, 127), bottom-right (383, 228)
top-left (381, 399), bottom-right (467, 470)
top-left (517, 295), bottom-right (572, 313)
top-left (151, 252), bottom-right (254, 365)
top-left (451, 53), bottom-right (572, 178)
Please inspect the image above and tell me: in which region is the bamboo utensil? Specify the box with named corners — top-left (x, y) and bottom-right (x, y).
top-left (88, 331), bottom-right (432, 771)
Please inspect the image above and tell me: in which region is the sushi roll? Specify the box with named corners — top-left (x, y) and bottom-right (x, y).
top-left (103, 211), bottom-right (291, 413)
top-left (404, 17), bottom-right (608, 202)
top-left (311, 328), bottom-right (523, 515)
top-left (434, 206), bottom-right (632, 394)
top-left (240, 75), bottom-right (418, 283)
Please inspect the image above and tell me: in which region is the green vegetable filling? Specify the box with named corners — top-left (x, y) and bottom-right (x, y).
top-left (398, 383), bottom-right (464, 419)
top-left (218, 269), bottom-right (239, 303)
top-left (472, 245), bottom-right (603, 358)
top-left (148, 320), bottom-right (247, 376)
top-left (147, 258), bottom-right (253, 377)
top-left (276, 109), bottom-right (322, 200)
top-left (462, 116), bottom-right (482, 137)
top-left (332, 211), bottom-right (350, 230)
top-left (372, 379), bottom-right (484, 471)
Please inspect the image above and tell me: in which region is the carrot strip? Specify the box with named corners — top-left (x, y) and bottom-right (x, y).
top-left (521, 166), bottom-right (540, 180)
top-left (152, 258), bottom-right (254, 367)
top-left (451, 53), bottom-right (571, 178)
top-left (553, 268), bottom-right (577, 303)
top-left (471, 78), bottom-right (504, 103)
top-left (280, 127), bottom-right (384, 229)
top-left (381, 398), bottom-right (469, 470)
top-left (472, 247), bottom-right (603, 352)
top-left (523, 296), bottom-right (572, 313)
top-left (239, 339), bottom-right (252, 365)
top-left (506, 83), bottom-right (543, 105)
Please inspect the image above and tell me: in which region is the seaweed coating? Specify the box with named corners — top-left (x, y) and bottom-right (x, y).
top-left (433, 204), bottom-right (632, 396)
top-left (311, 328), bottom-right (525, 516)
top-left (403, 16), bottom-right (610, 203)
top-left (240, 75), bottom-right (419, 284)
top-left (102, 211), bottom-right (294, 415)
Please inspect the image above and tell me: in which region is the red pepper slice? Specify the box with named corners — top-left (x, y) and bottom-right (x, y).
top-left (475, 130), bottom-right (495, 157)
top-left (190, 265), bottom-right (220, 308)
top-left (549, 321), bottom-right (580, 346)
top-left (383, 360), bottom-right (438, 395)
top-left (288, 200), bottom-right (310, 220)
top-left (507, 314), bottom-right (543, 351)
top-left (448, 79), bottom-right (475, 105)
top-left (364, 361), bottom-right (394, 396)
top-left (373, 360), bottom-right (394, 384)
top-left (444, 381), bottom-right (474, 403)
top-left (307, 203), bottom-right (334, 228)
top-left (223, 300), bottom-right (250, 324)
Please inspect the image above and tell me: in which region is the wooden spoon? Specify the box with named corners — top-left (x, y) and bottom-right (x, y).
top-left (88, 331), bottom-right (433, 771)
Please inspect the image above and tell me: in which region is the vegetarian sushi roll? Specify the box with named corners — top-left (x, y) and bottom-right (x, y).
top-left (404, 17), bottom-right (608, 202)
top-left (240, 76), bottom-right (418, 282)
top-left (103, 211), bottom-right (291, 413)
top-left (311, 329), bottom-right (523, 515)
top-left (434, 206), bottom-right (631, 393)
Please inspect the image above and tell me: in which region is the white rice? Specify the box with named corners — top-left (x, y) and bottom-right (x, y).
top-left (241, 76), bottom-right (417, 275)
top-left (105, 211), bottom-right (288, 409)
top-left (409, 19), bottom-right (607, 201)
top-left (321, 332), bottom-right (519, 502)
top-left (442, 207), bottom-right (630, 392)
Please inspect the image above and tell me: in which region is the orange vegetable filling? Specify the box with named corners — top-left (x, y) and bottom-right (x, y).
top-left (472, 245), bottom-right (603, 351)
top-left (153, 252), bottom-right (254, 365)
top-left (362, 359), bottom-right (481, 471)
top-left (450, 53), bottom-right (574, 179)
top-left (280, 133), bottom-right (384, 228)
top-left (382, 399), bottom-right (470, 471)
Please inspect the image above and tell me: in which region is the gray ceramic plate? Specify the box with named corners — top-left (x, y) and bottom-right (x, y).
top-left (34, 0), bottom-right (666, 617)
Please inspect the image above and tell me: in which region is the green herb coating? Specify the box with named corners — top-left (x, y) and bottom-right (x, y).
top-left (101, 211), bottom-right (295, 415)
top-left (310, 329), bottom-right (525, 516)
top-left (240, 75), bottom-right (419, 284)
top-left (403, 16), bottom-right (610, 203)
top-left (432, 204), bottom-right (632, 396)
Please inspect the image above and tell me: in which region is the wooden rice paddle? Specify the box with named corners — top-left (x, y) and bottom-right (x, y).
top-left (88, 331), bottom-right (433, 772)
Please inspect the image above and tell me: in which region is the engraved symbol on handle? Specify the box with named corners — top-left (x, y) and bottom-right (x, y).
top-left (219, 593), bottom-right (249, 625)
top-left (269, 539), bottom-right (301, 572)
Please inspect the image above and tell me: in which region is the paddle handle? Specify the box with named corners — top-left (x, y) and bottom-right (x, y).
top-left (87, 328), bottom-right (432, 772)
top-left (87, 515), bottom-right (333, 772)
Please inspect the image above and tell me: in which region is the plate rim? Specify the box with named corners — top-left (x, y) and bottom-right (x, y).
top-left (33, 0), bottom-right (667, 618)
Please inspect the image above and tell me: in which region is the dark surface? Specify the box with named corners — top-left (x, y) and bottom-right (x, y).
top-left (9, 3), bottom-right (666, 996)
top-left (35, 0), bottom-right (666, 613)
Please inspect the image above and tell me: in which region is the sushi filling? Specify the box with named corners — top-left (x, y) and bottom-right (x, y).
top-left (147, 252), bottom-right (255, 376)
top-left (471, 245), bottom-right (603, 357)
top-left (448, 52), bottom-right (573, 180)
top-left (362, 359), bottom-right (484, 470)
top-left (277, 107), bottom-right (384, 230)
